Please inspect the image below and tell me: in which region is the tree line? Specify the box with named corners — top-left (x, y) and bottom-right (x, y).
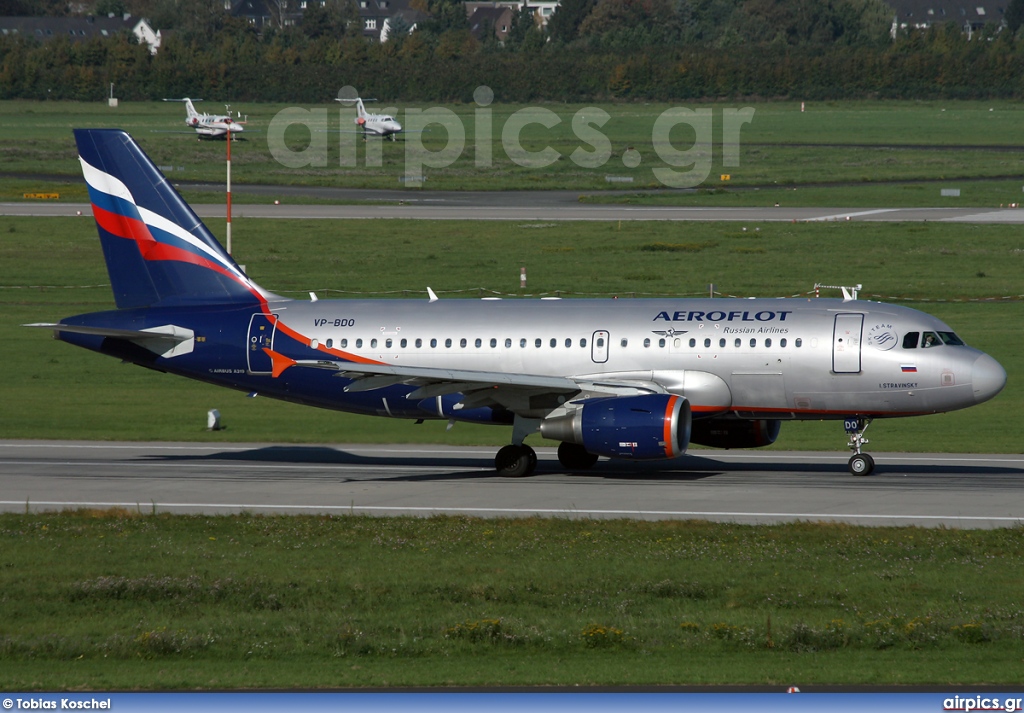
top-left (3, 0), bottom-right (1024, 101)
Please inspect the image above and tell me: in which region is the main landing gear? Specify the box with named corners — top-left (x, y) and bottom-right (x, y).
top-left (495, 444), bottom-right (537, 477)
top-left (495, 442), bottom-right (601, 477)
top-left (557, 442), bottom-right (599, 470)
top-left (844, 417), bottom-right (874, 476)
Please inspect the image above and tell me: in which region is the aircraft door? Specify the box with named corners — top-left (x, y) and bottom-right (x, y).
top-left (832, 313), bottom-right (864, 374)
top-left (247, 313), bottom-right (278, 374)
top-left (591, 330), bottom-right (609, 363)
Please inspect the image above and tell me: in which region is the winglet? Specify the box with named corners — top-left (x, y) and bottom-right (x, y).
top-left (427, 287), bottom-right (439, 303)
top-left (263, 348), bottom-right (297, 378)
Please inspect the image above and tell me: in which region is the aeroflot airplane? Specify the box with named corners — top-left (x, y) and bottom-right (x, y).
top-left (33, 130), bottom-right (1007, 477)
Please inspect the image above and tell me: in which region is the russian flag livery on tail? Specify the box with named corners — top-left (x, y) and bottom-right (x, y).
top-left (30, 129), bottom-right (1006, 477)
top-left (76, 129), bottom-right (266, 309)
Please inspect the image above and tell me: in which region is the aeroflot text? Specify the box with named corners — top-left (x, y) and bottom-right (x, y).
top-left (653, 310), bottom-right (793, 323)
top-left (944, 696), bottom-right (1023, 712)
top-left (11, 700), bottom-right (111, 710)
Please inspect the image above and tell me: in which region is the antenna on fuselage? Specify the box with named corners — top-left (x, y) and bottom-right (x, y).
top-left (814, 283), bottom-right (862, 302)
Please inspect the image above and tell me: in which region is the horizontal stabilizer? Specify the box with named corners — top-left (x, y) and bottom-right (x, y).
top-left (26, 323), bottom-right (195, 358)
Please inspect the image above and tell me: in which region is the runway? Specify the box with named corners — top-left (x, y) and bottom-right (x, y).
top-left (2, 441), bottom-right (1022, 529)
top-left (5, 201), bottom-right (1024, 223)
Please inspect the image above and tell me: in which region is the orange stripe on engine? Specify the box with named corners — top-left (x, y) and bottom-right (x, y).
top-left (663, 395), bottom-right (679, 458)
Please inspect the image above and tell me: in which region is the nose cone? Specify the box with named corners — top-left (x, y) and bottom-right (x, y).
top-left (972, 353), bottom-right (1007, 404)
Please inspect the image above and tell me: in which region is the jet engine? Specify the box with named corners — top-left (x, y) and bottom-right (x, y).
top-left (539, 394), bottom-right (691, 460)
top-left (689, 418), bottom-right (781, 449)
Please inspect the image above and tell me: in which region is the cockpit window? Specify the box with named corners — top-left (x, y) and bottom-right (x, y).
top-left (921, 332), bottom-right (940, 348)
top-left (902, 332), bottom-right (919, 349)
top-left (938, 331), bottom-right (965, 346)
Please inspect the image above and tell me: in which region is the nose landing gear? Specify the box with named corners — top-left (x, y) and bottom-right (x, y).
top-left (845, 417), bottom-right (874, 476)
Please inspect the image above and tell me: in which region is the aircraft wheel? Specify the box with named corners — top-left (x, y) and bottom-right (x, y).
top-left (848, 453), bottom-right (875, 476)
top-left (557, 442), bottom-right (598, 471)
top-left (524, 445), bottom-right (538, 473)
top-left (495, 445), bottom-right (536, 477)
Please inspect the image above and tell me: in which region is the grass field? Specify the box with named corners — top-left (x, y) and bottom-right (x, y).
top-left (2, 511), bottom-right (1024, 689)
top-left (2, 99), bottom-right (1024, 196)
top-left (2, 216), bottom-right (1020, 452)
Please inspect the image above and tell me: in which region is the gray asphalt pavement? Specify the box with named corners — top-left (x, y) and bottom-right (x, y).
top-left (2, 441), bottom-right (1021, 528)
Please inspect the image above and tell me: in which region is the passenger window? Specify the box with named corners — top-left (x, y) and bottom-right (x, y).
top-left (535, 338), bottom-right (542, 348)
top-left (356, 338), bottom-right (363, 348)
top-left (689, 338), bottom-right (696, 348)
top-left (780, 338), bottom-right (787, 347)
top-left (400, 338), bottom-right (407, 348)
top-left (644, 338), bottom-right (651, 348)
top-left (385, 338), bottom-right (393, 348)
top-left (504, 338), bottom-right (511, 348)
top-left (658, 338), bottom-right (666, 348)
top-left (415, 338), bottom-right (422, 348)
top-left (580, 338), bottom-right (587, 348)
top-left (491, 338), bottom-right (498, 348)
top-left (765, 338), bottom-right (772, 347)
top-left (326, 339), bottom-right (333, 349)
top-left (620, 338), bottom-right (628, 347)
top-left (475, 338), bottom-right (482, 348)
top-left (371, 338), bottom-right (378, 348)
top-left (795, 338), bottom-right (802, 347)
top-left (734, 338), bottom-right (741, 348)
top-left (460, 338), bottom-right (467, 348)
top-left (445, 338), bottom-right (452, 348)
top-left (341, 339), bottom-right (348, 348)
top-left (749, 338), bottom-right (756, 347)
top-left (430, 338), bottom-right (437, 348)
top-left (704, 338), bottom-right (711, 348)
top-left (550, 338), bottom-right (557, 348)
top-left (520, 338), bottom-right (527, 348)
top-left (902, 332), bottom-right (919, 349)
top-left (597, 337), bottom-right (605, 347)
top-left (719, 338), bottom-right (726, 348)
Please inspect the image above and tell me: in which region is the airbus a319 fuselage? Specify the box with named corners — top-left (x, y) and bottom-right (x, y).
top-left (35, 130), bottom-right (1007, 477)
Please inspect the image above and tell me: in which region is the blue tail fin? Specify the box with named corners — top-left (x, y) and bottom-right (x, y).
top-left (74, 129), bottom-right (267, 309)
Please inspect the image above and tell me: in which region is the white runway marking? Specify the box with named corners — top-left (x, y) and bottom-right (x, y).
top-left (804, 209), bottom-right (900, 221)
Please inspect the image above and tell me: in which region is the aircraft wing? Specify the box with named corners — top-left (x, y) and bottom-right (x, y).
top-left (25, 323), bottom-right (195, 358)
top-left (284, 356), bottom-right (664, 414)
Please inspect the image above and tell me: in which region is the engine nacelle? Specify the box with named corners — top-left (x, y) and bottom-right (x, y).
top-left (689, 418), bottom-right (781, 449)
top-left (540, 394), bottom-right (691, 460)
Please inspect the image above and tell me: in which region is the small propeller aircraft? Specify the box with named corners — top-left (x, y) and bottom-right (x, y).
top-left (163, 98), bottom-right (245, 139)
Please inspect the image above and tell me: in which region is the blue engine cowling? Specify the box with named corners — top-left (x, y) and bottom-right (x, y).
top-left (539, 394), bottom-right (691, 460)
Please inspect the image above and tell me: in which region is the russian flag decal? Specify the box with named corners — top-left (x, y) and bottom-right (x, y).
top-left (901, 364), bottom-right (918, 373)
